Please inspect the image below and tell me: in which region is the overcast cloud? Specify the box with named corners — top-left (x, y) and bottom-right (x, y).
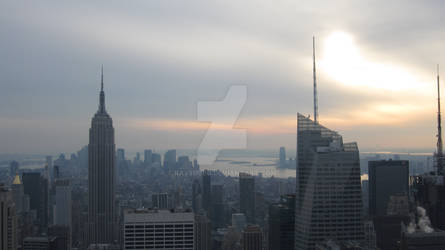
top-left (1, 0), bottom-right (444, 154)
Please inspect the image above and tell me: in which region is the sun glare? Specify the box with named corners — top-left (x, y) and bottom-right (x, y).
top-left (320, 31), bottom-right (427, 92)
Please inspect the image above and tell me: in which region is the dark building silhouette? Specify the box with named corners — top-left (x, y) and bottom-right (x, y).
top-left (279, 147), bottom-right (286, 168)
top-left (143, 149), bottom-right (152, 165)
top-left (369, 160), bottom-right (409, 216)
top-left (22, 172), bottom-right (48, 230)
top-left (268, 194), bottom-right (295, 250)
top-left (87, 69), bottom-right (117, 245)
top-left (295, 114), bottom-right (364, 249)
top-left (192, 179), bottom-right (201, 212)
top-left (48, 225), bottom-right (71, 250)
top-left (239, 173), bottom-right (255, 224)
top-left (151, 153), bottom-right (161, 166)
top-left (202, 170), bottom-right (211, 214)
top-left (163, 150), bottom-right (176, 169)
top-left (211, 184), bottom-right (225, 228)
top-left (151, 193), bottom-right (169, 209)
top-left (242, 225), bottom-right (262, 250)
top-left (0, 184), bottom-right (17, 250)
top-left (195, 214), bottom-right (212, 250)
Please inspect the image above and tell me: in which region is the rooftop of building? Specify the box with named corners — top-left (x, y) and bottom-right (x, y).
top-left (124, 208), bottom-right (194, 223)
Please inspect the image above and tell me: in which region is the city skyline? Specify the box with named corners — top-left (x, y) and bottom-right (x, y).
top-left (1, 1), bottom-right (444, 155)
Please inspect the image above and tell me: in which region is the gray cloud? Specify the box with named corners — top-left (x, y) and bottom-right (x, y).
top-left (0, 0), bottom-right (443, 154)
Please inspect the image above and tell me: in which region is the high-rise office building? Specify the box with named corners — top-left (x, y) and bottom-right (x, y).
top-left (87, 69), bottom-right (117, 245)
top-left (295, 114), bottom-right (364, 249)
top-left (178, 156), bottom-right (192, 169)
top-left (279, 147), bottom-right (286, 168)
top-left (11, 174), bottom-right (24, 214)
top-left (151, 193), bottom-right (169, 209)
top-left (193, 159), bottom-right (199, 170)
top-left (144, 149), bottom-right (152, 165)
top-left (211, 184), bottom-right (225, 228)
top-left (48, 225), bottom-right (71, 250)
top-left (151, 153), bottom-right (161, 166)
top-left (163, 150), bottom-right (176, 169)
top-left (195, 214), bottom-right (212, 250)
top-left (239, 173), bottom-right (255, 224)
top-left (202, 170), bottom-right (211, 214)
top-left (268, 194), bottom-right (295, 250)
top-left (369, 160), bottom-right (409, 249)
top-left (232, 213), bottom-right (247, 232)
top-left (192, 180), bottom-right (201, 212)
top-left (242, 225), bottom-right (262, 250)
top-left (22, 172), bottom-right (48, 229)
top-left (54, 179), bottom-right (72, 227)
top-left (123, 208), bottom-right (194, 250)
top-left (46, 156), bottom-right (53, 184)
top-left (116, 149), bottom-right (125, 164)
top-left (368, 160), bottom-right (409, 216)
top-left (0, 184), bottom-right (17, 250)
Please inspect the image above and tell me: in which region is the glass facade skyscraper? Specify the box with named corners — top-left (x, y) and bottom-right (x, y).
top-left (295, 114), bottom-right (364, 249)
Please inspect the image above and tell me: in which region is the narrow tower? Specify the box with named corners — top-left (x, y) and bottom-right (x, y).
top-left (88, 67), bottom-right (117, 246)
top-left (313, 36), bottom-right (318, 124)
top-left (436, 64), bottom-right (444, 174)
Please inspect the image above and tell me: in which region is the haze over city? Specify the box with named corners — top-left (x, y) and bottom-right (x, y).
top-left (1, 0), bottom-right (444, 154)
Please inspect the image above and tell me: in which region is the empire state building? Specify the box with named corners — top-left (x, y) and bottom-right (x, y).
top-left (88, 68), bottom-right (117, 245)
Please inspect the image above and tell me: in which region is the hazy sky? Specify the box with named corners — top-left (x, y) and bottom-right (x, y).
top-left (1, 0), bottom-right (445, 154)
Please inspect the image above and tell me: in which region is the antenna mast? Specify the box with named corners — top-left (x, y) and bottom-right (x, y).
top-left (436, 64), bottom-right (444, 174)
top-left (313, 36), bottom-right (318, 124)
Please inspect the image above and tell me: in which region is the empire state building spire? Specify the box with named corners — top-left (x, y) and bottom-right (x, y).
top-left (99, 65), bottom-right (106, 114)
top-left (88, 66), bottom-right (116, 245)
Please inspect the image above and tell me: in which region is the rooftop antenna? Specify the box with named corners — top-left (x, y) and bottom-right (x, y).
top-left (101, 64), bottom-right (104, 91)
top-left (436, 64), bottom-right (444, 174)
top-left (313, 36), bottom-right (319, 124)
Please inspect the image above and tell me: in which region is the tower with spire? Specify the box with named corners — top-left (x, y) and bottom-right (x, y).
top-left (436, 65), bottom-right (444, 175)
top-left (87, 67), bottom-right (117, 246)
top-left (313, 36), bottom-right (318, 124)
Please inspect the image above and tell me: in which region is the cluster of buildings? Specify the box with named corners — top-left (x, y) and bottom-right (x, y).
top-left (2, 67), bottom-right (445, 250)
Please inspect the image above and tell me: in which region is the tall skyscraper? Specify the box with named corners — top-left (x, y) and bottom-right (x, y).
top-left (11, 174), bottom-right (24, 213)
top-left (144, 149), bottom-right (152, 165)
top-left (295, 114), bottom-right (364, 249)
top-left (116, 149), bottom-right (125, 164)
top-left (195, 214), bottom-right (212, 250)
top-left (0, 184), bottom-right (17, 250)
top-left (279, 147), bottom-right (286, 168)
top-left (151, 153), bottom-right (161, 167)
top-left (239, 173), bottom-right (255, 224)
top-left (88, 68), bottom-right (117, 245)
top-left (369, 160), bottom-right (409, 216)
top-left (211, 184), bottom-right (225, 228)
top-left (163, 149), bottom-right (176, 169)
top-left (202, 170), bottom-right (211, 214)
top-left (54, 179), bottom-right (72, 227)
top-left (242, 225), bottom-right (262, 250)
top-left (151, 193), bottom-right (169, 209)
top-left (192, 180), bottom-right (201, 212)
top-left (22, 172), bottom-right (48, 230)
top-left (46, 156), bottom-right (53, 184)
top-left (232, 213), bottom-right (247, 232)
top-left (268, 194), bottom-right (295, 250)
